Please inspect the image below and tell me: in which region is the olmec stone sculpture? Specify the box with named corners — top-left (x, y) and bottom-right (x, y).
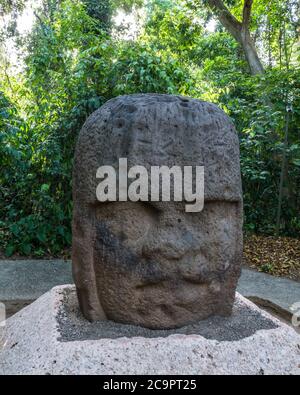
top-left (72, 94), bottom-right (243, 329)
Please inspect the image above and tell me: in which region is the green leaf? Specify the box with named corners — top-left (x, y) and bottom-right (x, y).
top-left (292, 159), bottom-right (300, 167)
top-left (5, 244), bottom-right (15, 257)
top-left (41, 184), bottom-right (50, 192)
top-left (20, 243), bottom-right (32, 255)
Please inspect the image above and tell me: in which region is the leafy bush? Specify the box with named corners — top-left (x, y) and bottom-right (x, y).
top-left (217, 68), bottom-right (300, 236)
top-left (0, 0), bottom-right (197, 256)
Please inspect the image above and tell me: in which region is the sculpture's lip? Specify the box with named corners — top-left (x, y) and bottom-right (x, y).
top-left (181, 275), bottom-right (210, 285)
top-left (134, 259), bottom-right (217, 288)
top-left (135, 275), bottom-right (211, 289)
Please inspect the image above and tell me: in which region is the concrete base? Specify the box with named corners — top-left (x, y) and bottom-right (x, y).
top-left (0, 285), bottom-right (299, 375)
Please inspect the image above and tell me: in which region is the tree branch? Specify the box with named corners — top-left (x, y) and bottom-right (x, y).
top-left (33, 11), bottom-right (49, 37)
top-left (205, 0), bottom-right (264, 74)
top-left (206, 0), bottom-right (242, 41)
top-left (242, 0), bottom-right (253, 28)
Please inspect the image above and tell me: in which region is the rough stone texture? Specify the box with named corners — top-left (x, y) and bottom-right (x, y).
top-left (0, 285), bottom-right (299, 375)
top-left (2, 300), bottom-right (33, 319)
top-left (72, 94), bottom-right (243, 329)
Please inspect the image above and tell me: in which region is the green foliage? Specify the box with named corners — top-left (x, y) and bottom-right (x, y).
top-left (0, 0), bottom-right (196, 256)
top-left (109, 42), bottom-right (197, 96)
top-left (82, 0), bottom-right (113, 32)
top-left (217, 68), bottom-right (300, 236)
top-left (0, 0), bottom-right (25, 15)
top-left (143, 0), bottom-right (204, 58)
top-left (0, 0), bottom-right (299, 257)
top-left (0, 89), bottom-right (72, 256)
top-left (260, 263), bottom-right (274, 274)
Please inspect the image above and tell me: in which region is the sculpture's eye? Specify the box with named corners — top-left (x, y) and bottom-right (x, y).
top-left (95, 201), bottom-right (158, 243)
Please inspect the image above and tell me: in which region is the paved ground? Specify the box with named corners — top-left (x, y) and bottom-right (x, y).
top-left (0, 260), bottom-right (299, 320)
top-left (238, 268), bottom-right (300, 321)
top-left (0, 260), bottom-right (72, 301)
top-left (0, 260), bottom-right (72, 317)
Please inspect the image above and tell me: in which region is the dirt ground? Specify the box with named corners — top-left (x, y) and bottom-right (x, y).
top-left (243, 234), bottom-right (300, 282)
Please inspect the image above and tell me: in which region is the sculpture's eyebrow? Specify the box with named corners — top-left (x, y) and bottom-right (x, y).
top-left (94, 200), bottom-right (162, 217)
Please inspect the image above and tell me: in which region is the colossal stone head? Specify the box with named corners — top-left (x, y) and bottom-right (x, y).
top-left (72, 94), bottom-right (243, 329)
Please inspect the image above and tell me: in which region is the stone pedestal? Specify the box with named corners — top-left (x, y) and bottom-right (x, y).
top-left (0, 285), bottom-right (299, 375)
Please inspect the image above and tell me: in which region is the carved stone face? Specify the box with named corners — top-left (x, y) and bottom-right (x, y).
top-left (72, 94), bottom-right (243, 329)
top-left (93, 200), bottom-right (240, 328)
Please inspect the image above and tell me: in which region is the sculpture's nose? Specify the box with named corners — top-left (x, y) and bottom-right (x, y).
top-left (142, 216), bottom-right (198, 260)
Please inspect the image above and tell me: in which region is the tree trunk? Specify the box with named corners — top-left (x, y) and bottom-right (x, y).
top-left (240, 31), bottom-right (265, 75)
top-left (206, 0), bottom-right (265, 75)
top-left (275, 108), bottom-right (290, 236)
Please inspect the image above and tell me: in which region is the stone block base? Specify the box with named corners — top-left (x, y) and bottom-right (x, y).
top-left (0, 285), bottom-right (299, 374)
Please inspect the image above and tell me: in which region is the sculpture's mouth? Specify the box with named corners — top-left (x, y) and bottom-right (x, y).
top-left (135, 272), bottom-right (215, 289)
top-left (131, 279), bottom-right (224, 328)
top-left (135, 255), bottom-right (226, 289)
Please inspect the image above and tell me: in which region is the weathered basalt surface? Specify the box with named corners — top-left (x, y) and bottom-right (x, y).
top-left (72, 94), bottom-right (243, 329)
